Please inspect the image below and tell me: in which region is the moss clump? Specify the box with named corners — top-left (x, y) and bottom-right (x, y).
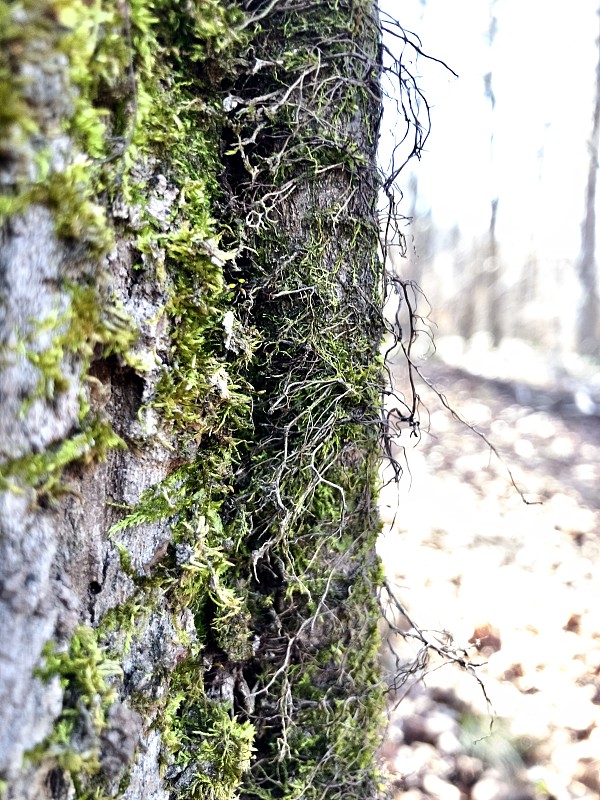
top-left (29, 627), bottom-right (121, 786)
top-left (97, 596), bottom-right (145, 655)
top-left (108, 452), bottom-right (252, 662)
top-left (161, 670), bottom-right (255, 800)
top-left (0, 418), bottom-right (125, 495)
top-left (22, 283), bottom-right (144, 403)
top-left (94, 5), bottom-right (258, 795)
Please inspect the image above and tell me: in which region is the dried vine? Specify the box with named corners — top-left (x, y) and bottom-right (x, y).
top-left (375, 9), bottom-right (539, 753)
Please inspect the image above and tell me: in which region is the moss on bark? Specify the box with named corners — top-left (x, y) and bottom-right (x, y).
top-left (0, 2), bottom-right (386, 798)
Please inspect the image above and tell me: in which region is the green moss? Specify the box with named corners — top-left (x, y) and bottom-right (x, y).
top-left (0, 164), bottom-right (112, 255)
top-left (21, 283), bottom-right (145, 406)
top-left (29, 626), bottom-right (122, 784)
top-left (1, 0), bottom-right (149, 496)
top-left (113, 541), bottom-right (134, 576)
top-left (161, 679), bottom-right (255, 800)
top-left (1, 277), bottom-right (143, 495)
top-left (0, 0), bottom-right (115, 251)
top-left (33, 166), bottom-right (113, 254)
top-left (7, 0), bottom-right (386, 797)
top-left (0, 0), bottom-right (45, 177)
top-left (140, 214), bottom-right (252, 440)
top-left (108, 454), bottom-right (252, 664)
top-left (55, 0), bottom-right (129, 158)
top-left (0, 418), bottom-right (125, 494)
top-left (98, 596), bottom-right (147, 656)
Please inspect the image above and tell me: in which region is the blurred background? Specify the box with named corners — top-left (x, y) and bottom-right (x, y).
top-left (377, 2), bottom-right (600, 799)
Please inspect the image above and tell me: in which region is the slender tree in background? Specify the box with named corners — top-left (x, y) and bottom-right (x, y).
top-left (576, 3), bottom-right (600, 356)
top-left (482, 0), bottom-right (503, 347)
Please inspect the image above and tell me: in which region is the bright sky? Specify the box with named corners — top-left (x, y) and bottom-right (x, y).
top-left (379, 0), bottom-right (599, 262)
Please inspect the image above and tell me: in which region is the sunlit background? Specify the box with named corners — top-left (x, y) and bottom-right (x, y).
top-left (377, 2), bottom-right (600, 799)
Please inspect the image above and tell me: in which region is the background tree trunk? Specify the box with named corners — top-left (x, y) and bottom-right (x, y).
top-left (1, 3), bottom-right (385, 799)
top-left (576, 4), bottom-right (600, 356)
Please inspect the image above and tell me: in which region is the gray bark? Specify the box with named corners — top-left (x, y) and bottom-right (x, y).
top-left (0, 10), bottom-right (195, 795)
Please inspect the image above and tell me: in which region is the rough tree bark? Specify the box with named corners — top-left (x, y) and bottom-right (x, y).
top-left (1, 2), bottom-right (385, 799)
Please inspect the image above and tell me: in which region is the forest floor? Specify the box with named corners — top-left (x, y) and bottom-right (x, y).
top-left (378, 340), bottom-right (600, 800)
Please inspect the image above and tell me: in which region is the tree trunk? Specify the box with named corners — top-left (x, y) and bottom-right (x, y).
top-left (576, 5), bottom-right (600, 356)
top-left (1, 3), bottom-right (384, 799)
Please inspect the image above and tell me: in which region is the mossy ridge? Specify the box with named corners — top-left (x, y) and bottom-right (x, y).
top-left (103, 454), bottom-right (258, 796)
top-left (107, 451), bottom-right (252, 658)
top-left (158, 662), bottom-right (256, 800)
top-left (100, 2), bottom-right (262, 795)
top-left (1, 2), bottom-right (257, 798)
top-left (1, 0), bottom-right (136, 494)
top-left (83, 2), bottom-right (258, 798)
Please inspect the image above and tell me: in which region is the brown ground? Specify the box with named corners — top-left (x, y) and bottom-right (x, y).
top-left (378, 355), bottom-right (600, 800)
